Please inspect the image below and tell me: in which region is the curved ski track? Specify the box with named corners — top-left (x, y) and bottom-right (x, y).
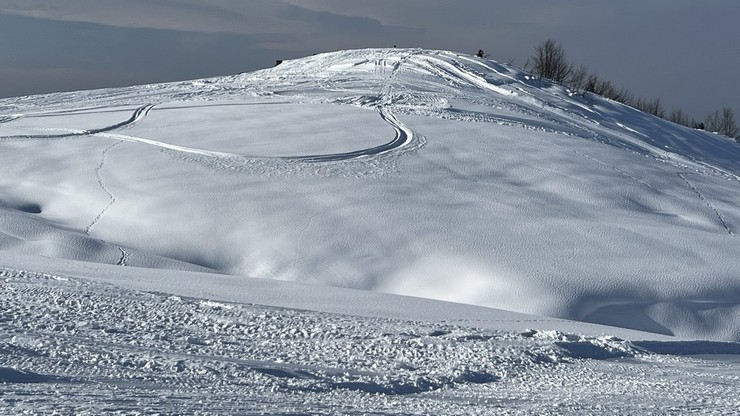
top-left (85, 141), bottom-right (121, 236)
top-left (0, 104), bottom-right (154, 140)
top-left (283, 108), bottom-right (412, 162)
top-left (2, 50), bottom-right (424, 170)
top-left (2, 65), bottom-right (418, 168)
top-left (92, 53), bottom-right (420, 167)
top-left (84, 140), bottom-right (131, 267)
top-left (96, 105), bottom-right (415, 165)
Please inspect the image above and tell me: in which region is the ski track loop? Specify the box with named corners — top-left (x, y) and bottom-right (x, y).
top-left (3, 94), bottom-right (421, 176)
top-left (678, 172), bottom-right (735, 236)
top-left (96, 106), bottom-right (418, 166)
top-left (96, 52), bottom-right (423, 174)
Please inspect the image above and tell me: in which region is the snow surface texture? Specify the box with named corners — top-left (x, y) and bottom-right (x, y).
top-left (1, 48), bottom-right (740, 413)
top-left (2, 263), bottom-right (740, 414)
top-left (2, 48), bottom-right (738, 340)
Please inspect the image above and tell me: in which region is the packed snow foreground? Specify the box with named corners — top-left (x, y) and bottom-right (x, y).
top-left (1, 48), bottom-right (739, 413)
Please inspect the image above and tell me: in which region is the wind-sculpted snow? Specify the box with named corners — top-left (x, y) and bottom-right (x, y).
top-left (2, 267), bottom-right (740, 414)
top-left (1, 47), bottom-right (740, 356)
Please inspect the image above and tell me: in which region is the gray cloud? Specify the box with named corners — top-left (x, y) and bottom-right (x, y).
top-left (0, 0), bottom-right (737, 119)
top-left (0, 1), bottom-right (414, 39)
top-left (0, 13), bottom-right (282, 98)
top-left (0, 0), bottom-right (269, 33)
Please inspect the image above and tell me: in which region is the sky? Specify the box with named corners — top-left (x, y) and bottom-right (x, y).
top-left (1, 0), bottom-right (738, 120)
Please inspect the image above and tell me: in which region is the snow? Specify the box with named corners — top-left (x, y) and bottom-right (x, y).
top-left (1, 48), bottom-right (740, 413)
top-left (2, 261), bottom-right (739, 414)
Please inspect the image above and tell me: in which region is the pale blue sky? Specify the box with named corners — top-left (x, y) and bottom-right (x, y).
top-left (1, 0), bottom-right (737, 120)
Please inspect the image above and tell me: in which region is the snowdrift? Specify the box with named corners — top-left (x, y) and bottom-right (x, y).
top-left (1, 48), bottom-right (740, 341)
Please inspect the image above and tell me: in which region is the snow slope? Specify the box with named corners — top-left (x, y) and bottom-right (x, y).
top-left (2, 47), bottom-right (740, 413)
top-left (2, 48), bottom-right (740, 342)
top-left (5, 259), bottom-right (740, 414)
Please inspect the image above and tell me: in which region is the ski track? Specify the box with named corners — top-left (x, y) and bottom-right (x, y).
top-left (85, 140), bottom-right (133, 267)
top-left (96, 105), bottom-right (417, 167)
top-left (98, 53), bottom-right (421, 169)
top-left (86, 103), bottom-right (153, 134)
top-left (0, 114), bottom-right (23, 124)
top-left (411, 54), bottom-right (517, 97)
top-left (678, 172), bottom-right (735, 236)
top-left (3, 49), bottom-right (740, 413)
top-left (0, 60), bottom-right (420, 167)
top-left (399, 51), bottom-right (740, 185)
top-left (553, 139), bottom-right (659, 192)
top-left (286, 107), bottom-right (413, 163)
top-left (85, 141), bottom-right (120, 236)
top-left (275, 50), bottom-right (419, 163)
top-left (116, 247), bottom-right (129, 266)
top-left (12, 51), bottom-right (729, 185)
top-left (2, 267), bottom-right (740, 414)
top-left (0, 104), bottom-right (153, 140)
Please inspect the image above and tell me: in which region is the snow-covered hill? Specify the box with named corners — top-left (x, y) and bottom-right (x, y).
top-left (2, 48), bottom-right (740, 413)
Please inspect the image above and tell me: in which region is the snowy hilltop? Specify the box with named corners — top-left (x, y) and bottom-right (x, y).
top-left (1, 48), bottom-right (740, 413)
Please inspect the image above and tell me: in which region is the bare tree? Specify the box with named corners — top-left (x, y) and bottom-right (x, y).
top-left (567, 64), bottom-right (589, 94)
top-left (585, 75), bottom-right (632, 104)
top-left (652, 98), bottom-right (666, 118)
top-left (668, 107), bottom-right (691, 127)
top-left (634, 97), bottom-right (665, 118)
top-left (584, 74), bottom-right (600, 93)
top-left (717, 107), bottom-right (739, 138)
top-left (605, 84), bottom-right (633, 105)
top-left (705, 108), bottom-right (739, 138)
top-left (524, 38), bottom-right (736, 140)
top-left (529, 39), bottom-right (572, 82)
top-left (705, 110), bottom-right (721, 134)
